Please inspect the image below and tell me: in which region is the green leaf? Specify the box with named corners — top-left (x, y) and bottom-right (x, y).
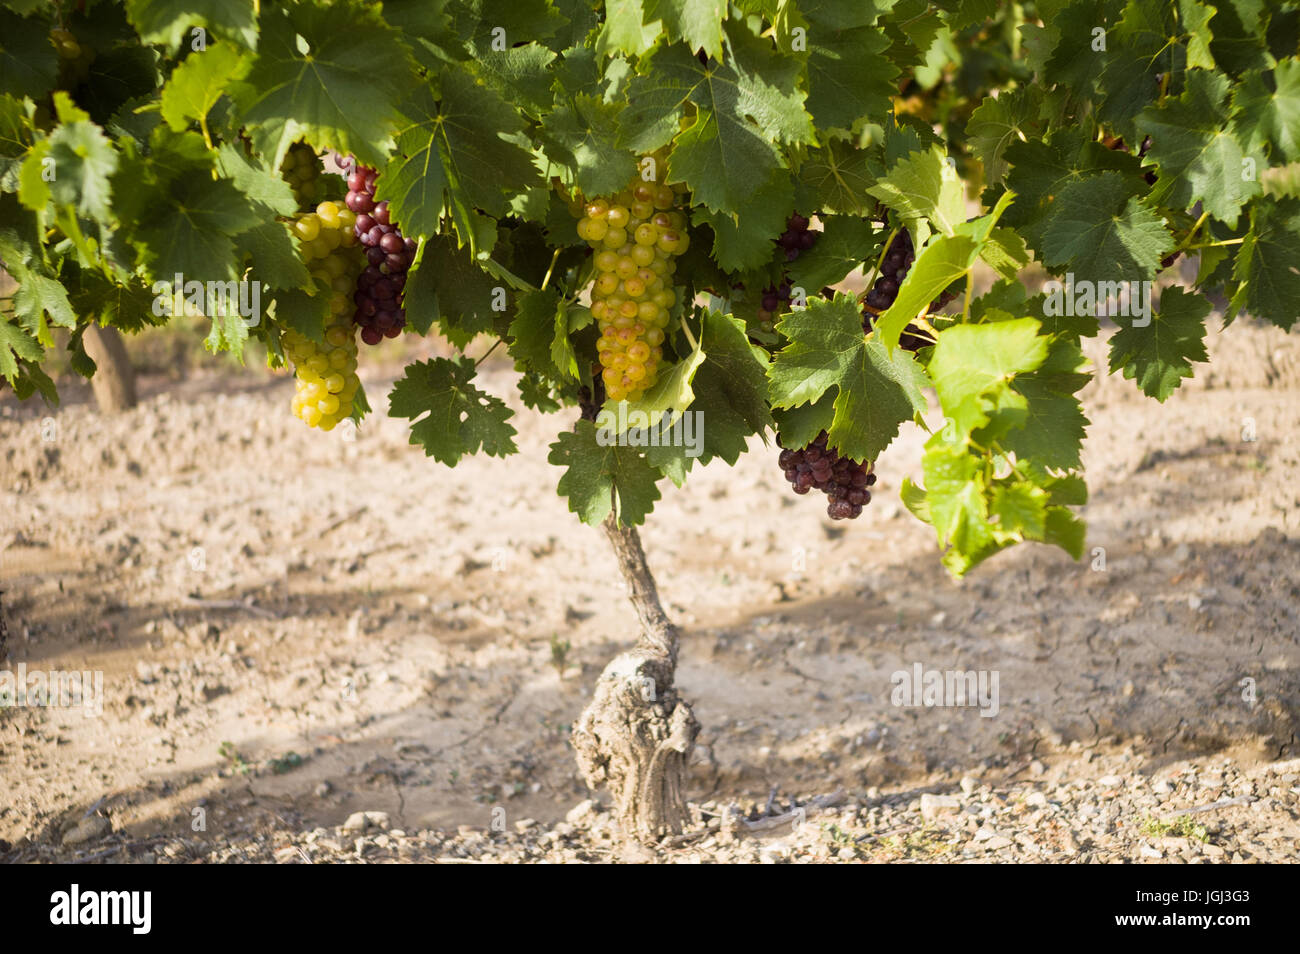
top-left (787, 215), bottom-right (878, 292)
top-left (18, 93), bottom-right (118, 223)
top-left (1041, 171), bottom-right (1172, 285)
top-left (597, 0), bottom-right (661, 58)
top-left (383, 72), bottom-right (541, 252)
top-left (215, 142), bottom-right (297, 217)
top-left (11, 266), bottom-right (76, 340)
top-left (160, 42), bottom-right (250, 132)
top-left (540, 94), bottom-right (638, 198)
top-left (646, 0), bottom-right (728, 60)
top-left (469, 42), bottom-right (557, 115)
top-left (1232, 61), bottom-right (1300, 163)
top-left (403, 234), bottom-right (516, 344)
top-left (1136, 70), bottom-right (1260, 228)
top-left (1229, 199), bottom-right (1300, 330)
top-left (966, 86), bottom-right (1042, 183)
top-left (548, 419), bottom-right (662, 527)
top-left (0, 315), bottom-right (43, 382)
top-left (797, 141), bottom-right (875, 215)
top-left (125, 0), bottom-right (258, 49)
top-left (233, 1), bottom-right (417, 168)
top-left (388, 356), bottom-right (518, 465)
top-left (507, 287), bottom-right (566, 378)
top-left (621, 41), bottom-right (807, 213)
top-left (768, 295), bottom-right (928, 461)
top-left (691, 169), bottom-right (794, 271)
top-left (989, 482), bottom-right (1048, 539)
top-left (625, 324), bottom-right (707, 425)
top-left (0, 9), bottom-right (57, 100)
top-left (803, 25), bottom-right (897, 133)
top-left (866, 146), bottom-right (965, 238)
top-left (1108, 286), bottom-right (1211, 400)
top-left (929, 317), bottom-right (1049, 433)
top-left (234, 221), bottom-right (311, 290)
top-left (873, 232), bottom-right (981, 349)
top-left (687, 310), bottom-right (773, 464)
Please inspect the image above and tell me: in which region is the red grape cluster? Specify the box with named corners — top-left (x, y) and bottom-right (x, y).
top-left (777, 431), bottom-right (876, 520)
top-left (756, 213), bottom-right (816, 327)
top-left (342, 158), bottom-right (417, 345)
top-left (860, 229), bottom-right (956, 352)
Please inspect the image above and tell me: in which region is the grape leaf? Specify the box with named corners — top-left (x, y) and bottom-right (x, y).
top-left (160, 42), bottom-right (250, 132)
top-left (1232, 61), bottom-right (1300, 163)
top-left (469, 43), bottom-right (557, 115)
top-left (215, 142), bottom-right (297, 218)
top-left (686, 310), bottom-right (773, 464)
top-left (234, 221), bottom-right (310, 291)
top-left (404, 235), bottom-right (513, 344)
top-left (1108, 286), bottom-right (1211, 400)
top-left (928, 317), bottom-right (1049, 434)
top-left (596, 0), bottom-right (661, 57)
top-left (388, 356), bottom-right (518, 465)
top-left (1041, 171), bottom-right (1172, 285)
top-left (646, 0), bottom-right (728, 60)
top-left (802, 25), bottom-right (897, 133)
top-left (0, 315), bottom-right (42, 382)
top-left (866, 146), bottom-right (965, 238)
top-left (548, 420), bottom-right (662, 527)
top-left (540, 93), bottom-right (638, 198)
top-left (125, 0), bottom-right (258, 50)
top-left (1136, 70), bottom-right (1260, 228)
top-left (10, 265), bottom-right (76, 341)
top-left (0, 9), bottom-right (57, 100)
top-left (768, 295), bottom-right (928, 461)
top-left (966, 86), bottom-right (1042, 183)
top-left (382, 73), bottom-right (541, 253)
top-left (233, 2), bottom-right (417, 168)
top-left (787, 215), bottom-right (879, 291)
top-left (18, 94), bottom-right (118, 223)
top-left (1229, 198), bottom-right (1300, 330)
top-left (691, 169), bottom-right (795, 271)
top-left (796, 140), bottom-right (875, 215)
top-left (872, 232), bottom-right (981, 350)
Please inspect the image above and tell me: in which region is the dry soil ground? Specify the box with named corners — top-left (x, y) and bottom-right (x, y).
top-left (1, 317), bottom-right (1299, 863)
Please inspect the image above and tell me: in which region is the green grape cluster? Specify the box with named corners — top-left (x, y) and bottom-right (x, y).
top-left (280, 143), bottom-right (322, 209)
top-left (50, 27), bottom-right (95, 89)
top-left (575, 172), bottom-right (689, 404)
top-left (284, 201), bottom-right (363, 430)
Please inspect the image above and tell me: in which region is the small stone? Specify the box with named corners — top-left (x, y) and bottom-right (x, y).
top-left (960, 776), bottom-right (979, 796)
top-left (1140, 844), bottom-right (1163, 859)
top-left (342, 810), bottom-right (390, 833)
top-left (1097, 775), bottom-right (1123, 788)
top-left (565, 799), bottom-right (597, 826)
top-left (274, 846), bottom-right (300, 863)
top-left (314, 781), bottom-right (333, 798)
top-left (1024, 791), bottom-right (1049, 809)
top-left (63, 815), bottom-right (112, 847)
top-left (920, 793), bottom-right (961, 821)
top-left (985, 835), bottom-right (1014, 850)
top-left (1152, 779), bottom-right (1173, 795)
top-left (1188, 594), bottom-right (1203, 611)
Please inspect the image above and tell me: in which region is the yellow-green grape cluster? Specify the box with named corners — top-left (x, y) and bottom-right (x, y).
top-left (576, 178), bottom-right (689, 403)
top-left (50, 27), bottom-right (95, 88)
top-left (284, 201), bottom-right (363, 430)
top-left (280, 143), bottom-right (322, 209)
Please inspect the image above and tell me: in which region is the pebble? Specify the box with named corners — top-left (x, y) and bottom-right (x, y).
top-left (342, 810), bottom-right (390, 833)
top-left (62, 815), bottom-right (111, 847)
top-left (920, 793), bottom-right (961, 820)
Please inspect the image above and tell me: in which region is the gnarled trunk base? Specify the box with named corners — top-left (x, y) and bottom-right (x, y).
top-left (82, 325), bottom-right (137, 413)
top-left (571, 512), bottom-right (699, 843)
top-left (573, 648), bottom-right (698, 841)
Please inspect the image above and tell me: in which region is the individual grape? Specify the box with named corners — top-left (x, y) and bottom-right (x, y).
top-left (342, 157), bottom-right (414, 344)
top-left (50, 27), bottom-right (95, 89)
top-left (776, 431), bottom-right (876, 520)
top-left (573, 151), bottom-right (689, 403)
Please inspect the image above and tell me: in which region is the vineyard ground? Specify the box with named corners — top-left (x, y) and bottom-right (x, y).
top-left (2, 319), bottom-right (1299, 863)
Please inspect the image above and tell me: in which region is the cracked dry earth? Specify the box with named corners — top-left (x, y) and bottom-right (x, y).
top-left (1, 318), bottom-right (1298, 863)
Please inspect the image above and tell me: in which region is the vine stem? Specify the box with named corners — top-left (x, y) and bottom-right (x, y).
top-left (1174, 210), bottom-right (1210, 254)
top-left (474, 338), bottom-right (502, 367)
top-left (540, 247), bottom-right (561, 292)
top-left (863, 225), bottom-right (899, 291)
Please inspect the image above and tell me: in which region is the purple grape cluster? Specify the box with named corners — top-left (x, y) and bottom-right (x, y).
top-left (756, 213), bottom-right (817, 327)
top-left (777, 431), bottom-right (876, 520)
top-left (860, 229), bottom-right (956, 352)
top-left (343, 159), bottom-right (416, 346)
